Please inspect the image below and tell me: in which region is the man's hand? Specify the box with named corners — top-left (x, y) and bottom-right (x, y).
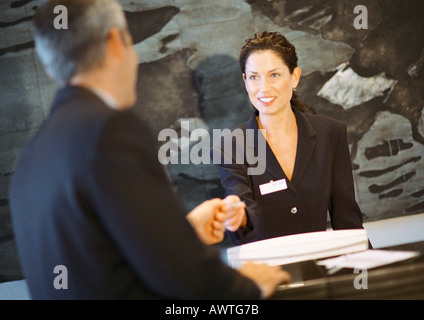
top-left (222, 195), bottom-right (247, 232)
top-left (238, 262), bottom-right (291, 299)
top-left (186, 198), bottom-right (227, 245)
top-left (186, 195), bottom-right (249, 244)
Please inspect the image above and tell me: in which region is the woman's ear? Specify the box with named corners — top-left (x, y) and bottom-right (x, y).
top-left (291, 67), bottom-right (301, 89)
top-left (242, 73), bottom-right (248, 90)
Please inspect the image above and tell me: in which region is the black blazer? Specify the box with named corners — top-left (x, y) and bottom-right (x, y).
top-left (213, 108), bottom-right (365, 245)
top-left (9, 86), bottom-right (260, 299)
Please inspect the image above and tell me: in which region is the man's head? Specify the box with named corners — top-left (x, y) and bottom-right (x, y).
top-left (33, 0), bottom-right (138, 109)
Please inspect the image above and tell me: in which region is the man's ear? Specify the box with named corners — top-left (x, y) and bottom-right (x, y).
top-left (106, 27), bottom-right (126, 60)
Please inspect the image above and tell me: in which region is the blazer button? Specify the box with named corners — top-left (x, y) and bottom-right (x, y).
top-left (291, 207), bottom-right (298, 214)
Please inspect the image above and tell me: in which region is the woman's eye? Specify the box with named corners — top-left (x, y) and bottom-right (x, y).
top-left (249, 75), bottom-right (258, 80)
top-left (271, 73), bottom-right (280, 78)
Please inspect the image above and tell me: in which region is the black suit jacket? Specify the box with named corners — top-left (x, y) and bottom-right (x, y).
top-left (213, 108), bottom-right (364, 245)
top-left (9, 86), bottom-right (260, 299)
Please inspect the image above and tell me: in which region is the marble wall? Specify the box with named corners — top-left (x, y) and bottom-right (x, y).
top-left (0, 0), bottom-right (423, 282)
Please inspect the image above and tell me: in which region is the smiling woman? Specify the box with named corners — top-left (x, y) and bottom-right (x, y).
top-left (239, 31), bottom-right (314, 116)
top-left (243, 50), bottom-right (300, 116)
top-left (213, 31), bottom-right (370, 246)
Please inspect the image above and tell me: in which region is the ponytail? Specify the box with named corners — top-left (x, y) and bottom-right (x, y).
top-left (291, 90), bottom-right (316, 114)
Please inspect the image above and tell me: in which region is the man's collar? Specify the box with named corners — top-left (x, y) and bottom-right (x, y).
top-left (50, 85), bottom-right (117, 115)
top-left (90, 87), bottom-right (118, 110)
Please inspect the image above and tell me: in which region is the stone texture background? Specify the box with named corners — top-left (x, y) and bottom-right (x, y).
top-left (0, 0), bottom-right (423, 282)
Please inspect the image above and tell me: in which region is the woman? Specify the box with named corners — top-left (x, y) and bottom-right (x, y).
top-left (214, 31), bottom-right (366, 245)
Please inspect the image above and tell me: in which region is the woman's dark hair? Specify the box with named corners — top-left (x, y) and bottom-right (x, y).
top-left (239, 31), bottom-right (315, 114)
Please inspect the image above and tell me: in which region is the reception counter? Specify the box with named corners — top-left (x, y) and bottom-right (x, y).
top-left (271, 241), bottom-right (424, 299)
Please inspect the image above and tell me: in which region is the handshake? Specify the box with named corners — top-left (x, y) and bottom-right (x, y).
top-left (186, 195), bottom-right (291, 299)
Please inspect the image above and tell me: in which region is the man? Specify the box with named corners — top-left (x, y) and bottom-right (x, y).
top-left (9, 0), bottom-right (290, 299)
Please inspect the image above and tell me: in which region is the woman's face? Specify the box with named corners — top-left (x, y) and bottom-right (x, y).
top-left (243, 49), bottom-right (301, 116)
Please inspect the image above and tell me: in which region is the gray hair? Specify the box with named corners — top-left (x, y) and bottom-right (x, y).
top-left (33, 0), bottom-right (127, 85)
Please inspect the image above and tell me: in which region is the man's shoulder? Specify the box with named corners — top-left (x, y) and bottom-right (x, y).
top-left (48, 86), bottom-right (149, 139)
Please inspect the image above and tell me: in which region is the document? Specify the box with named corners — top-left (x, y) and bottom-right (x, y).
top-left (316, 249), bottom-right (420, 271)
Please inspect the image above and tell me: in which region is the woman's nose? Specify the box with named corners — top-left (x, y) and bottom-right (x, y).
top-left (259, 78), bottom-right (270, 93)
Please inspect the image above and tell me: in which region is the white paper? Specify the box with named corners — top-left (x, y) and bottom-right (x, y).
top-left (317, 249), bottom-right (420, 270)
top-left (227, 229), bottom-right (369, 268)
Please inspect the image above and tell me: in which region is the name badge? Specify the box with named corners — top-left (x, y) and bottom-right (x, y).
top-left (259, 179), bottom-right (288, 195)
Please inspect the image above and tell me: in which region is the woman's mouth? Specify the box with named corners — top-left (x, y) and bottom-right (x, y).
top-left (258, 96), bottom-right (276, 105)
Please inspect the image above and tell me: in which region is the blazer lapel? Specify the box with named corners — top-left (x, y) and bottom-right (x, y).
top-left (246, 115), bottom-right (286, 181)
top-left (245, 110), bottom-right (317, 186)
top-left (291, 108), bottom-right (317, 187)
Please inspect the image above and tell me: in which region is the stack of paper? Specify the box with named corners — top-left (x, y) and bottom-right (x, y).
top-left (316, 249), bottom-right (420, 271)
top-left (227, 229), bottom-right (369, 268)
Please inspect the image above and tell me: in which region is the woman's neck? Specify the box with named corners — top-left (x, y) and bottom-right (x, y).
top-left (257, 107), bottom-right (297, 137)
